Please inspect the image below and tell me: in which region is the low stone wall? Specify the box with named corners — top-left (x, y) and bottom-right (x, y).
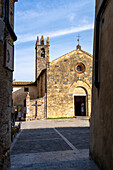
top-left (27, 100), bottom-right (36, 121)
top-left (36, 96), bottom-right (46, 119)
top-left (26, 94), bottom-right (46, 121)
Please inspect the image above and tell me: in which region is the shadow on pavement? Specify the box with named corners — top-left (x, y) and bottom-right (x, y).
top-left (11, 127), bottom-right (89, 155)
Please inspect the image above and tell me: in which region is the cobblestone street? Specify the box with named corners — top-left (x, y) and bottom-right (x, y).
top-left (9, 118), bottom-right (99, 170)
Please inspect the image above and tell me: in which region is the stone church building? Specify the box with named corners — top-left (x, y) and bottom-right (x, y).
top-left (13, 36), bottom-right (93, 120)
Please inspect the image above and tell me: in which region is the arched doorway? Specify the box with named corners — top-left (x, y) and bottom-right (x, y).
top-left (69, 80), bottom-right (91, 117)
top-left (73, 87), bottom-right (87, 116)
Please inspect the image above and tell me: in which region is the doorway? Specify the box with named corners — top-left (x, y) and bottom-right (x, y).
top-left (74, 96), bottom-right (86, 116)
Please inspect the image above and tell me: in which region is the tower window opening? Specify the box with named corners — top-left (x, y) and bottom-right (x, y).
top-left (41, 48), bottom-right (45, 58)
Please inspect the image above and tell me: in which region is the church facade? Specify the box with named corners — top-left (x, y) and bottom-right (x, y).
top-left (13, 36), bottom-right (93, 120)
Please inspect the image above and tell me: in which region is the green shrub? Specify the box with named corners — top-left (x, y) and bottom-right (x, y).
top-left (11, 127), bottom-right (16, 136)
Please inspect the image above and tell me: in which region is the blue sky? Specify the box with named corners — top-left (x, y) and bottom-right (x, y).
top-left (14, 0), bottom-right (95, 81)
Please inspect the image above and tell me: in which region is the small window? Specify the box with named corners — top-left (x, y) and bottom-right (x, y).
top-left (41, 48), bottom-right (45, 58)
top-left (24, 87), bottom-right (29, 92)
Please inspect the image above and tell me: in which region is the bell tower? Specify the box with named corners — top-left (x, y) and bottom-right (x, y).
top-left (35, 35), bottom-right (50, 79)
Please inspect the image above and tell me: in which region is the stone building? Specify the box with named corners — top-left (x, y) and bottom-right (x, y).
top-left (0, 0), bottom-right (18, 169)
top-left (12, 82), bottom-right (37, 120)
top-left (47, 44), bottom-right (92, 118)
top-left (90, 0), bottom-right (113, 170)
top-left (13, 36), bottom-right (93, 120)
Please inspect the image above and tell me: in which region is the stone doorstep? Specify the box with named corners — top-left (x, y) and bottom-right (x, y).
top-left (75, 116), bottom-right (89, 120)
top-left (36, 117), bottom-right (45, 120)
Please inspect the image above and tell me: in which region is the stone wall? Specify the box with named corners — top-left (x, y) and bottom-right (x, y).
top-left (0, 40), bottom-right (12, 170)
top-left (90, 1), bottom-right (113, 170)
top-left (0, 0), bottom-right (17, 169)
top-left (37, 70), bottom-right (46, 98)
top-left (47, 46), bottom-right (92, 118)
top-left (26, 95), bottom-right (46, 121)
top-left (36, 96), bottom-right (46, 119)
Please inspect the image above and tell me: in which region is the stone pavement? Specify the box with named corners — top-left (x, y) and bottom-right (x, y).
top-left (9, 118), bottom-right (99, 170)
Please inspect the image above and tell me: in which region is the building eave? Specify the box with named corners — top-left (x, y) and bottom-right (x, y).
top-left (13, 81), bottom-right (36, 86)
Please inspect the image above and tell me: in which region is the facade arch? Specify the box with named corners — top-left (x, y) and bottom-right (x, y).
top-left (69, 80), bottom-right (92, 116)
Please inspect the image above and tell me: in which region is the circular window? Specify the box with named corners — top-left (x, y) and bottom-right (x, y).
top-left (76, 65), bottom-right (82, 72)
top-left (75, 63), bottom-right (85, 74)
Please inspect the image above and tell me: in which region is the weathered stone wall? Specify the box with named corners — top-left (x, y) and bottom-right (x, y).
top-left (90, 1), bottom-right (113, 170)
top-left (47, 47), bottom-right (92, 118)
top-left (26, 99), bottom-right (36, 121)
top-left (0, 41), bottom-right (12, 170)
top-left (26, 95), bottom-right (46, 121)
top-left (36, 96), bottom-right (46, 119)
top-left (0, 0), bottom-right (17, 169)
top-left (37, 70), bottom-right (46, 98)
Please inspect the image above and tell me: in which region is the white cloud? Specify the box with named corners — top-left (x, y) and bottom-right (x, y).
top-left (15, 0), bottom-right (93, 34)
top-left (49, 24), bottom-right (94, 37)
top-left (17, 23), bottom-right (94, 43)
top-left (69, 13), bottom-right (76, 22)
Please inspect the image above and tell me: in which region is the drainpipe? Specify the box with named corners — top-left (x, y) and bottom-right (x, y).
top-left (94, 0), bottom-right (109, 88)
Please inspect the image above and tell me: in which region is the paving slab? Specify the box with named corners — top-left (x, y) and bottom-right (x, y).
top-left (56, 127), bottom-right (89, 149)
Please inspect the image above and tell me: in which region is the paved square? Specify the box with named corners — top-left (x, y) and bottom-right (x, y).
top-left (9, 118), bottom-right (99, 170)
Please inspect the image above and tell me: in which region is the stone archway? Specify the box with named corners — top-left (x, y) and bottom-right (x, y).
top-left (68, 80), bottom-right (92, 116)
top-left (73, 87), bottom-right (87, 116)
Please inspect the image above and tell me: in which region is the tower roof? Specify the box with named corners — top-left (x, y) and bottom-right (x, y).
top-left (46, 37), bottom-right (49, 45)
top-left (36, 35), bottom-right (50, 46)
top-left (40, 35), bottom-right (44, 45)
